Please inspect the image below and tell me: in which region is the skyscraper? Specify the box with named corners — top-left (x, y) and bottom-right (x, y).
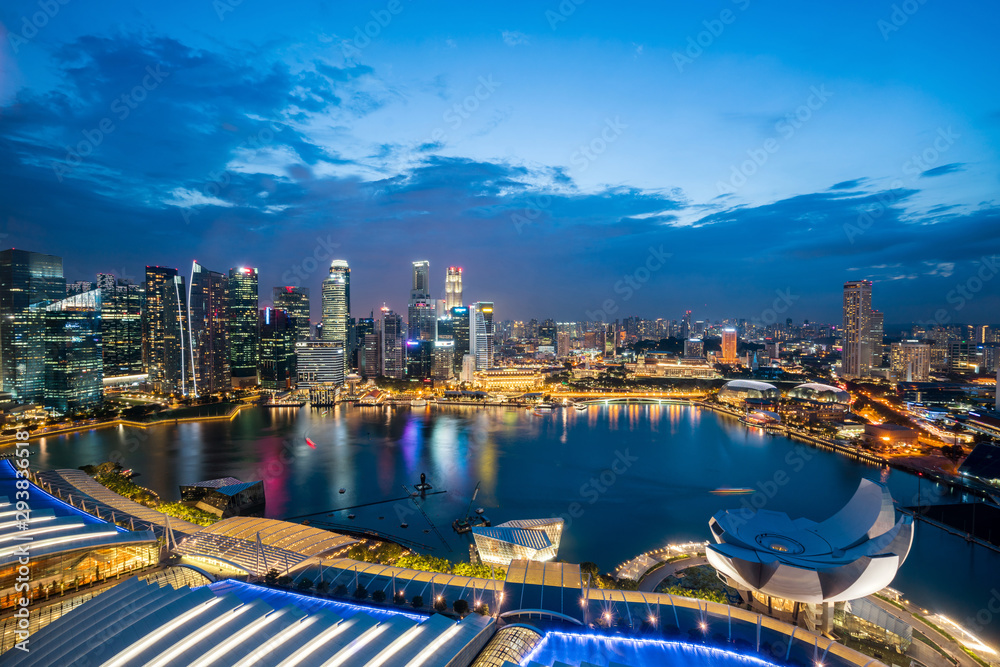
top-left (843, 280), bottom-right (872, 378)
top-left (0, 249), bottom-right (66, 402)
top-left (272, 286), bottom-right (311, 341)
top-left (470, 306), bottom-right (489, 370)
top-left (259, 307), bottom-right (296, 390)
top-left (380, 307), bottom-right (405, 379)
top-left (144, 266), bottom-right (189, 395)
top-left (870, 310), bottom-right (884, 368)
top-left (890, 341), bottom-right (931, 382)
top-left (450, 306), bottom-right (470, 375)
top-left (188, 262), bottom-right (230, 395)
top-left (43, 289), bottom-right (103, 413)
top-left (97, 273), bottom-right (143, 379)
top-left (445, 266), bottom-right (463, 309)
top-left (406, 339), bottom-right (433, 379)
top-left (355, 314), bottom-right (374, 373)
top-left (721, 328), bottom-right (738, 364)
top-left (408, 261), bottom-right (436, 341)
top-left (227, 267), bottom-right (259, 387)
top-left (321, 260), bottom-right (350, 346)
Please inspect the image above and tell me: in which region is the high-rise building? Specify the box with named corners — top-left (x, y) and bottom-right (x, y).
top-left (557, 332), bottom-right (571, 357)
top-left (259, 307), bottom-right (296, 390)
top-left (684, 338), bottom-right (704, 359)
top-left (321, 260), bottom-right (350, 349)
top-left (405, 339), bottom-right (433, 379)
top-left (538, 319), bottom-right (555, 347)
top-left (408, 261), bottom-right (436, 341)
top-left (380, 308), bottom-right (405, 379)
top-left (472, 302), bottom-right (494, 367)
top-left (362, 331), bottom-right (380, 381)
top-left (450, 306), bottom-right (470, 375)
top-left (870, 310), bottom-right (885, 368)
top-left (433, 340), bottom-right (455, 380)
top-left (43, 289), bottom-right (103, 413)
top-left (445, 267), bottom-right (463, 309)
top-left (97, 273), bottom-right (143, 379)
top-left (272, 286), bottom-right (310, 341)
top-left (144, 266), bottom-right (190, 395)
top-left (721, 328), bottom-right (738, 364)
top-left (842, 280), bottom-right (872, 378)
top-left (227, 267), bottom-right (259, 387)
top-left (890, 341), bottom-right (931, 382)
top-left (355, 315), bottom-right (374, 372)
top-left (295, 341), bottom-right (345, 387)
top-left (470, 307), bottom-right (489, 370)
top-left (188, 262), bottom-right (230, 395)
top-left (947, 340), bottom-right (980, 373)
top-left (0, 249), bottom-right (66, 403)
top-left (66, 280), bottom-right (95, 296)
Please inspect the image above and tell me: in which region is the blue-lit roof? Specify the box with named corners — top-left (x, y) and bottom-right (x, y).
top-left (214, 481), bottom-right (260, 496)
top-left (472, 526), bottom-right (552, 550)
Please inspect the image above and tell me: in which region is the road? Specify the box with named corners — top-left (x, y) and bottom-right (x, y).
top-left (638, 556), bottom-right (708, 592)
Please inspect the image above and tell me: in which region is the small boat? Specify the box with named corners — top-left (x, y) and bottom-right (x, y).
top-left (711, 487), bottom-right (755, 495)
top-left (410, 398), bottom-right (427, 407)
top-left (339, 488), bottom-right (346, 494)
top-left (347, 514), bottom-right (356, 520)
top-left (475, 507), bottom-right (485, 515)
top-left (305, 437), bottom-right (317, 449)
top-left (535, 403), bottom-right (554, 412)
top-left (574, 404), bottom-right (588, 411)
top-left (400, 523), bottom-right (408, 529)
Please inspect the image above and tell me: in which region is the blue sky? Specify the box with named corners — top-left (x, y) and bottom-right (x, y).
top-left (1, 0), bottom-right (998, 326)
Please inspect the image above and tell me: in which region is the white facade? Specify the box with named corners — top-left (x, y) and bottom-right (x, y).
top-left (295, 341), bottom-right (345, 387)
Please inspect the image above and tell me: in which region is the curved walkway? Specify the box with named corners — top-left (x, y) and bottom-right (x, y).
top-left (638, 556), bottom-right (708, 592)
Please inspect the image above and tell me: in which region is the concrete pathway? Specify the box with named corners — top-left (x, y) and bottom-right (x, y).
top-left (638, 556), bottom-right (708, 592)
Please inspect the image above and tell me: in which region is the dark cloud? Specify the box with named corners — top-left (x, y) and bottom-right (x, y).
top-left (920, 162), bottom-right (966, 178)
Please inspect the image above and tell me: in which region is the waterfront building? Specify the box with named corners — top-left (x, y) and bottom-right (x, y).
top-left (842, 280), bottom-right (873, 378)
top-left (716, 379), bottom-right (780, 408)
top-left (461, 353), bottom-right (476, 383)
top-left (379, 307), bottom-right (405, 379)
top-left (472, 518), bottom-right (564, 567)
top-left (187, 261), bottom-right (230, 395)
top-left (43, 289), bottom-right (103, 413)
top-left (473, 368), bottom-right (545, 392)
top-left (683, 337), bottom-right (704, 359)
top-left (445, 265), bottom-right (463, 309)
top-left (471, 302), bottom-right (494, 370)
top-left (451, 305), bottom-right (470, 374)
top-left (432, 339), bottom-right (455, 380)
top-left (97, 273), bottom-right (143, 380)
top-left (707, 479), bottom-right (913, 632)
top-left (0, 249), bottom-right (66, 403)
top-left (407, 260), bottom-right (437, 341)
top-left (721, 327), bottom-right (738, 363)
top-left (272, 286), bottom-right (310, 341)
top-left (227, 267), bottom-right (259, 387)
top-left (958, 441), bottom-right (1000, 488)
top-left (321, 259), bottom-right (350, 345)
top-left (144, 266), bottom-right (190, 395)
top-left (295, 341), bottom-right (345, 387)
top-left (259, 307), bottom-right (297, 390)
top-left (890, 341), bottom-right (931, 382)
top-left (863, 423), bottom-right (918, 449)
top-left (405, 339), bottom-right (433, 379)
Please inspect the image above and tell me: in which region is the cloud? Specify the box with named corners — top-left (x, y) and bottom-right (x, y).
top-left (920, 162), bottom-right (966, 178)
top-left (501, 31), bottom-right (529, 47)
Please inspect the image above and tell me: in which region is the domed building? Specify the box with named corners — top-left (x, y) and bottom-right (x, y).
top-left (788, 382), bottom-right (851, 404)
top-left (716, 379), bottom-right (780, 407)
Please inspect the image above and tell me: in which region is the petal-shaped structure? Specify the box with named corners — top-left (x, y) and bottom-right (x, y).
top-left (707, 479), bottom-right (913, 603)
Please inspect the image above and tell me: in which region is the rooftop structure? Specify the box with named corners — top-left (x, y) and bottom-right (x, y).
top-left (716, 380), bottom-right (780, 407)
top-left (179, 478), bottom-right (266, 518)
top-left (959, 441), bottom-right (1000, 488)
top-left (787, 382), bottom-right (851, 404)
top-left (472, 518), bottom-right (564, 568)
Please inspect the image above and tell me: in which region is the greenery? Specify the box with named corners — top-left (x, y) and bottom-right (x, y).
top-left (296, 578), bottom-right (313, 592)
top-left (345, 541), bottom-right (506, 580)
top-left (82, 461), bottom-right (220, 527)
top-left (353, 585), bottom-right (368, 600)
top-left (912, 631), bottom-right (958, 665)
top-left (372, 590), bottom-right (386, 603)
top-left (655, 565), bottom-right (735, 604)
top-left (411, 595), bottom-right (423, 608)
top-left (157, 502), bottom-right (220, 527)
top-left (452, 599), bottom-right (469, 615)
top-left (873, 593), bottom-right (905, 611)
top-left (265, 569), bottom-right (279, 586)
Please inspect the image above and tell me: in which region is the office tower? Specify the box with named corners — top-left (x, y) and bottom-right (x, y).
top-left (557, 332), bottom-right (571, 357)
top-left (583, 331), bottom-right (597, 349)
top-left (97, 273), bottom-right (143, 379)
top-left (870, 310), bottom-right (885, 368)
top-left (890, 341), bottom-right (931, 382)
top-left (684, 338), bottom-right (704, 359)
top-left (681, 310), bottom-right (692, 339)
top-left (433, 340), bottom-right (455, 380)
top-left (445, 267), bottom-right (463, 309)
top-left (43, 289), bottom-right (103, 413)
top-left (538, 319), bottom-right (555, 347)
top-left (470, 307), bottom-right (489, 370)
top-left (227, 267), bottom-right (259, 387)
top-left (721, 328), bottom-right (738, 363)
top-left (362, 331), bottom-right (380, 380)
top-left (450, 306), bottom-right (470, 375)
top-left (842, 280), bottom-right (872, 378)
top-left (408, 261), bottom-right (436, 341)
top-left (272, 286), bottom-right (310, 341)
top-left (188, 262), bottom-right (230, 395)
top-left (321, 260), bottom-right (350, 347)
top-left (355, 315), bottom-right (374, 371)
top-left (144, 266), bottom-right (189, 395)
top-left (380, 308), bottom-right (405, 379)
top-left (66, 280), bottom-right (95, 296)
top-left (295, 341), bottom-right (345, 387)
top-left (436, 316), bottom-right (454, 342)
top-left (259, 307), bottom-right (296, 390)
top-left (0, 249), bottom-right (66, 402)
top-left (461, 353), bottom-right (476, 383)
top-left (406, 339), bottom-right (433, 379)
top-left (947, 340), bottom-right (979, 373)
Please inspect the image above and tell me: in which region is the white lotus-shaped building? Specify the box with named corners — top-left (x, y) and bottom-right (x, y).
top-left (706, 479), bottom-right (913, 604)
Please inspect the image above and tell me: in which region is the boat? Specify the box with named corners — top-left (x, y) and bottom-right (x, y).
top-left (475, 507), bottom-right (485, 515)
top-left (410, 398), bottom-right (427, 407)
top-left (305, 437), bottom-right (317, 449)
top-left (535, 403), bottom-right (554, 412)
top-left (574, 404), bottom-right (588, 411)
top-left (347, 514), bottom-right (356, 520)
top-left (400, 523), bottom-right (408, 529)
top-left (711, 487), bottom-right (755, 495)
top-left (339, 488), bottom-right (346, 494)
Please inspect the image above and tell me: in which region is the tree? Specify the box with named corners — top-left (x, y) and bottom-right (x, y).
top-left (334, 584), bottom-right (348, 597)
top-left (475, 602), bottom-right (490, 616)
top-left (264, 569), bottom-right (280, 586)
top-left (372, 589), bottom-right (386, 603)
top-left (296, 578), bottom-right (313, 592)
top-left (452, 599), bottom-right (469, 615)
top-left (411, 595), bottom-right (424, 608)
top-left (393, 591), bottom-right (406, 605)
top-left (315, 580), bottom-right (329, 595)
top-left (277, 575), bottom-right (293, 587)
top-left (433, 597), bottom-right (447, 612)
top-left (353, 585), bottom-right (368, 600)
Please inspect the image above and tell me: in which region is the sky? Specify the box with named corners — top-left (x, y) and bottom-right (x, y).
top-left (1, 0), bottom-right (998, 327)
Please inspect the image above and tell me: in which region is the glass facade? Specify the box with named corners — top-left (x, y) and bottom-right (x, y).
top-left (843, 279), bottom-right (872, 378)
top-left (445, 266), bottom-right (463, 310)
top-left (189, 262), bottom-right (231, 395)
top-left (42, 291), bottom-right (103, 413)
top-left (226, 267), bottom-right (259, 386)
top-left (451, 306), bottom-right (470, 375)
top-left (144, 266), bottom-right (189, 395)
top-left (97, 274), bottom-right (143, 378)
top-left (272, 286), bottom-right (310, 341)
top-left (380, 309), bottom-right (405, 379)
top-left (259, 307), bottom-right (296, 390)
top-left (321, 260), bottom-right (350, 345)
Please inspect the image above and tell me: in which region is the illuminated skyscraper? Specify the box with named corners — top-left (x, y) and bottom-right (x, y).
top-left (411, 260), bottom-right (430, 298)
top-left (843, 280), bottom-right (872, 378)
top-left (0, 249), bottom-right (66, 402)
top-left (380, 307), bottom-right (405, 379)
top-left (188, 262), bottom-right (230, 395)
top-left (272, 286), bottom-right (311, 341)
top-left (44, 290), bottom-right (103, 413)
top-left (321, 260), bottom-right (350, 346)
top-left (97, 273), bottom-right (143, 379)
top-left (721, 328), bottom-right (738, 364)
top-left (870, 310), bottom-right (884, 368)
top-left (470, 302), bottom-right (494, 370)
top-left (890, 341), bottom-right (930, 382)
top-left (259, 307), bottom-right (296, 390)
top-left (408, 261), bottom-right (436, 341)
top-left (144, 266), bottom-right (189, 395)
top-left (445, 266), bottom-right (463, 309)
top-left (450, 306), bottom-right (470, 375)
top-left (227, 267), bottom-right (259, 387)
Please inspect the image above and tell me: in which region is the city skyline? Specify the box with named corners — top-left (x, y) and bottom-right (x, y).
top-left (2, 1), bottom-right (999, 322)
